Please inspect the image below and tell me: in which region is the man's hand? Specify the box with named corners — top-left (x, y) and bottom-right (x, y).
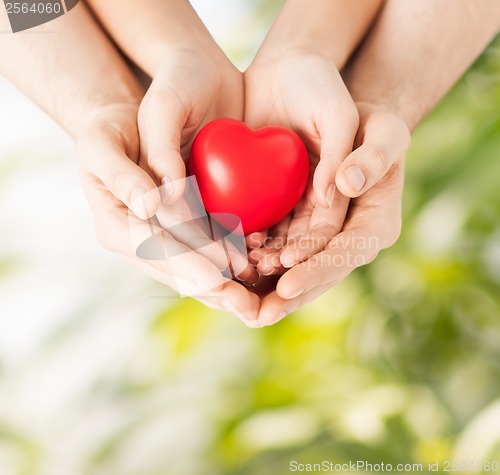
top-left (255, 104), bottom-right (411, 326)
top-left (250, 0), bottom-right (500, 326)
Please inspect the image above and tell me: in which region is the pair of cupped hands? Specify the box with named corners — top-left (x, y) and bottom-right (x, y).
top-left (76, 48), bottom-right (411, 328)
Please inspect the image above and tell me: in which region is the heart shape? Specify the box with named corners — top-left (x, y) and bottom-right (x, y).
top-left (189, 118), bottom-right (309, 235)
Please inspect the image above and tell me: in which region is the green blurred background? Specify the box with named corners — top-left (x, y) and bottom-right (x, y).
top-left (0, 2), bottom-right (499, 474)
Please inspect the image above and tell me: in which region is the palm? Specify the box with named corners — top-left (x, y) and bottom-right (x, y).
top-left (253, 107), bottom-right (409, 325)
top-left (244, 53), bottom-right (356, 275)
top-left (137, 50), bottom-right (244, 186)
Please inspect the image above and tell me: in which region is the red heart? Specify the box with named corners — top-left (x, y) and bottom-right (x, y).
top-left (189, 118), bottom-right (309, 235)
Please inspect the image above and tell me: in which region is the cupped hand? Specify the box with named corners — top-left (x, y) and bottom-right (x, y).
top-left (76, 103), bottom-right (261, 326)
top-left (138, 49), bottom-right (244, 202)
top-left (244, 52), bottom-right (358, 276)
top-left (255, 103), bottom-right (412, 326)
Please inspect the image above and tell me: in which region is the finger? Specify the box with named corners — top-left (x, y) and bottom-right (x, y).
top-left (77, 131), bottom-right (161, 220)
top-left (82, 178), bottom-right (227, 295)
top-left (313, 102), bottom-right (359, 208)
top-left (139, 91), bottom-right (187, 203)
top-left (132, 258), bottom-right (260, 326)
top-left (257, 284), bottom-right (331, 326)
top-left (131, 220), bottom-right (230, 296)
top-left (156, 202), bottom-right (258, 285)
top-left (248, 246), bottom-right (281, 268)
top-left (173, 280), bottom-right (261, 327)
top-left (263, 215), bottom-right (291, 250)
top-left (156, 204), bottom-right (258, 284)
top-left (246, 231), bottom-right (268, 250)
top-left (200, 281), bottom-right (262, 327)
top-left (285, 202), bottom-right (313, 242)
top-left (276, 227), bottom-right (383, 300)
top-left (278, 187), bottom-right (315, 268)
top-left (280, 187), bottom-right (350, 268)
top-left (254, 216), bottom-right (290, 275)
top-left (256, 250), bottom-right (285, 276)
top-left (210, 219), bottom-right (260, 284)
top-left (83, 175), bottom-right (260, 323)
top-left (335, 112), bottom-right (411, 198)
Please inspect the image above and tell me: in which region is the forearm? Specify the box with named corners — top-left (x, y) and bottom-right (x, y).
top-left (253, 0), bottom-right (385, 68)
top-left (0, 4), bottom-right (142, 138)
top-left (85, 0), bottom-right (229, 77)
top-left (344, 0), bottom-right (500, 130)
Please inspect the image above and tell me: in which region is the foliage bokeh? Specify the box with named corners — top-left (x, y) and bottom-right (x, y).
top-left (0, 3), bottom-right (499, 475)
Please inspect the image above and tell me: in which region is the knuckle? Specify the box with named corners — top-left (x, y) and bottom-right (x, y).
top-left (368, 146), bottom-right (390, 176)
top-left (145, 150), bottom-right (159, 168)
top-left (106, 172), bottom-right (123, 197)
top-left (335, 101), bottom-right (359, 129)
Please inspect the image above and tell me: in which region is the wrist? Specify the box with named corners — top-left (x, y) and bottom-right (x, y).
top-left (252, 44), bottom-right (345, 69)
top-left (154, 46), bottom-right (236, 81)
top-left (253, 0), bottom-right (385, 70)
top-left (138, 19), bottom-right (231, 78)
top-left (344, 65), bottom-right (420, 132)
top-left (349, 93), bottom-right (421, 132)
top-left (150, 41), bottom-right (232, 76)
top-left (250, 47), bottom-right (340, 76)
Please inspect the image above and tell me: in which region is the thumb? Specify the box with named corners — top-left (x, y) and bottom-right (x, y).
top-left (139, 92), bottom-right (187, 204)
top-left (77, 133), bottom-right (161, 220)
top-left (313, 104), bottom-right (359, 208)
top-left (335, 112), bottom-right (411, 198)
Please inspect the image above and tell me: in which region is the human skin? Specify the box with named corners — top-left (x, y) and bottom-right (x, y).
top-left (85, 0), bottom-right (244, 201)
top-left (0, 3), bottom-right (261, 324)
top-left (84, 0), bottom-right (387, 325)
top-left (244, 0), bottom-right (385, 276)
top-left (256, 0), bottom-right (500, 325)
top-left (84, 0), bottom-right (387, 324)
top-left (85, 0), bottom-right (265, 323)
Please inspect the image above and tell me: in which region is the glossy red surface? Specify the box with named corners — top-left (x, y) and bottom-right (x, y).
top-left (189, 118), bottom-right (309, 234)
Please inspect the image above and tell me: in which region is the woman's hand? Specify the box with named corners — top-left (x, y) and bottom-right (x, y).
top-left (137, 49), bottom-right (244, 201)
top-left (244, 52), bottom-right (358, 276)
top-left (76, 103), bottom-right (261, 326)
top-left (255, 103), bottom-right (411, 326)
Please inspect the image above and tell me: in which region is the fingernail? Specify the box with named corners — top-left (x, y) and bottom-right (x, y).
top-left (287, 288), bottom-right (305, 299)
top-left (160, 176), bottom-right (174, 202)
top-left (345, 166), bottom-right (366, 191)
top-left (281, 254), bottom-right (295, 268)
top-left (222, 300), bottom-right (258, 323)
top-left (243, 318), bottom-right (262, 329)
top-left (261, 270), bottom-right (275, 276)
top-left (325, 184), bottom-right (336, 208)
top-left (130, 186), bottom-right (147, 217)
top-left (248, 252), bottom-right (260, 265)
top-left (237, 311), bottom-right (257, 322)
